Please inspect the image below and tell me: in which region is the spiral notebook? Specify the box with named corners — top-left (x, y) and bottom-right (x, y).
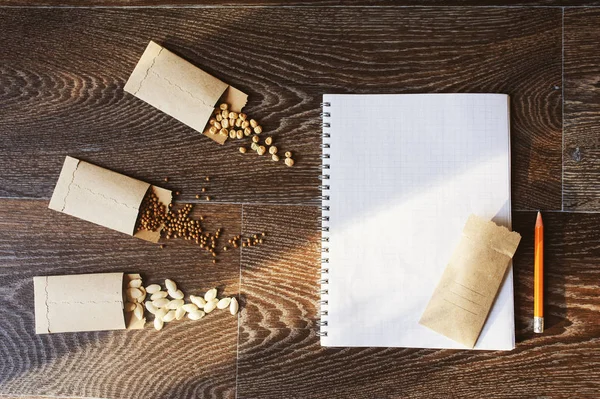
top-left (320, 94), bottom-right (515, 350)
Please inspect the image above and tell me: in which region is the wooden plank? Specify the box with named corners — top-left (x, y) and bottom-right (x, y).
top-left (1, 0), bottom-right (600, 7)
top-left (564, 9), bottom-right (600, 211)
top-left (0, 199), bottom-right (242, 399)
top-left (237, 208), bottom-right (600, 398)
top-left (0, 7), bottom-right (562, 210)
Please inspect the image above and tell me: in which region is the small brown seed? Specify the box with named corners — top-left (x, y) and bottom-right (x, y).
top-left (214, 121), bottom-right (222, 130)
top-left (239, 147), bottom-right (247, 154)
top-left (254, 126), bottom-right (262, 134)
top-left (250, 142), bottom-right (258, 151)
top-left (265, 137), bottom-right (273, 146)
top-left (221, 109), bottom-right (229, 118)
top-left (206, 196), bottom-right (211, 201)
top-left (209, 126), bottom-right (218, 135)
top-left (216, 114), bottom-right (223, 122)
top-left (219, 128), bottom-right (228, 136)
top-left (241, 121), bottom-right (250, 129)
top-left (175, 191), bottom-right (180, 196)
top-left (201, 187), bottom-right (206, 192)
top-left (223, 246), bottom-right (228, 251)
top-left (229, 130), bottom-right (236, 139)
top-left (244, 127), bottom-right (252, 136)
top-left (229, 118), bottom-right (236, 127)
top-left (272, 154), bottom-right (279, 161)
top-left (252, 135), bottom-right (259, 143)
top-left (285, 157), bottom-right (295, 167)
top-left (285, 151), bottom-right (292, 158)
top-left (164, 177), bottom-right (169, 182)
top-left (269, 146), bottom-right (278, 155)
top-left (257, 146), bottom-right (266, 156)
top-left (250, 119), bottom-right (258, 128)
top-left (235, 119), bottom-right (242, 127)
top-left (239, 113), bottom-right (247, 121)
top-left (236, 130), bottom-right (244, 139)
top-left (221, 119), bottom-right (229, 129)
top-left (209, 118), bottom-right (216, 126)
top-left (219, 103), bottom-right (228, 110)
top-left (212, 259), bottom-right (216, 264)
top-left (228, 111), bottom-right (238, 119)
top-left (205, 177), bottom-right (210, 181)
top-left (160, 244), bottom-right (165, 249)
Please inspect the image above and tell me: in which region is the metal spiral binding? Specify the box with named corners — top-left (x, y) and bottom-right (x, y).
top-left (319, 101), bottom-right (331, 338)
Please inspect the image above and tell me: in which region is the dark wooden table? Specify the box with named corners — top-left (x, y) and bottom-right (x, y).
top-left (1, 2), bottom-right (599, 398)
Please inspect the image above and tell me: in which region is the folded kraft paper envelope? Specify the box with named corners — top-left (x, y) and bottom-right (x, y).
top-left (124, 41), bottom-right (248, 145)
top-left (48, 156), bottom-right (172, 242)
top-left (34, 273), bottom-right (145, 334)
top-left (419, 215), bottom-right (522, 348)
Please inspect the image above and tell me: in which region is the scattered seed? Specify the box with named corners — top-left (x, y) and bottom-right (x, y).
top-left (269, 146), bottom-right (278, 155)
top-left (239, 147), bottom-right (247, 154)
top-left (228, 129), bottom-right (236, 139)
top-left (162, 310), bottom-right (176, 322)
top-left (252, 135), bottom-right (259, 143)
top-left (175, 306), bottom-right (187, 320)
top-left (154, 317), bottom-right (164, 331)
top-left (145, 302), bottom-right (158, 314)
top-left (216, 114), bottom-right (222, 122)
top-left (219, 103), bottom-right (228, 111)
top-left (155, 308), bottom-right (168, 320)
top-left (167, 299), bottom-right (184, 309)
top-left (217, 297), bottom-right (232, 309)
top-left (204, 288), bottom-right (218, 301)
top-left (254, 126), bottom-right (263, 134)
top-left (230, 297), bottom-right (239, 315)
top-left (165, 279), bottom-right (177, 292)
top-left (285, 151), bottom-right (292, 158)
top-left (221, 109), bottom-right (229, 118)
top-left (265, 137), bottom-right (273, 146)
top-left (257, 146), bottom-right (266, 156)
top-left (209, 126), bottom-right (218, 135)
top-left (202, 187), bottom-right (206, 192)
top-left (151, 291), bottom-right (168, 300)
top-left (205, 177), bottom-right (210, 182)
top-left (250, 119), bottom-right (258, 128)
top-left (153, 298), bottom-right (170, 308)
top-left (206, 196), bottom-right (211, 201)
top-left (214, 121), bottom-right (222, 130)
top-left (164, 177), bottom-right (169, 182)
top-left (236, 130), bottom-right (244, 139)
top-left (190, 295), bottom-right (207, 308)
top-left (272, 154), bottom-right (279, 162)
top-left (251, 142), bottom-right (258, 151)
top-left (204, 299), bottom-right (218, 313)
top-left (188, 310), bottom-right (205, 320)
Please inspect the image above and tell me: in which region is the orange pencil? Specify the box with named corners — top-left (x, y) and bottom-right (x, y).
top-left (534, 211), bottom-right (544, 333)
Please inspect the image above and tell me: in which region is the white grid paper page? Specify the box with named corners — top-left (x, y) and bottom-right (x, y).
top-left (320, 94), bottom-right (514, 350)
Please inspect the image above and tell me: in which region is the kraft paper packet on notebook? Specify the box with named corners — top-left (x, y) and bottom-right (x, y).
top-left (124, 41), bottom-right (248, 145)
top-left (48, 156), bottom-right (172, 243)
top-left (419, 214), bottom-right (521, 348)
top-left (34, 273), bottom-right (145, 334)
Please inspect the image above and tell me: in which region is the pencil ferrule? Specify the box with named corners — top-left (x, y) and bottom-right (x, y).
top-left (534, 317), bottom-right (544, 333)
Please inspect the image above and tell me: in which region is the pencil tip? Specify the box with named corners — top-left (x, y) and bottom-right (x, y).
top-left (536, 211), bottom-right (543, 226)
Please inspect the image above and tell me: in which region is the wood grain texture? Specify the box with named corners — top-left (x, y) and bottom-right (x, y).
top-left (0, 199), bottom-right (242, 399)
top-left (237, 208), bottom-right (600, 399)
top-left (564, 9), bottom-right (600, 211)
top-left (0, 7), bottom-right (562, 210)
top-left (1, 0), bottom-right (600, 7)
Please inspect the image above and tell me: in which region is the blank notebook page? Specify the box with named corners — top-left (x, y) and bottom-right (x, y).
top-left (320, 94), bottom-right (514, 350)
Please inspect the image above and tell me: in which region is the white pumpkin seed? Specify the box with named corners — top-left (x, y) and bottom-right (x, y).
top-left (169, 289), bottom-right (184, 300)
top-left (145, 302), bottom-right (158, 314)
top-left (165, 279), bottom-right (177, 292)
top-left (135, 287), bottom-right (146, 303)
top-left (188, 310), bottom-right (205, 320)
top-left (127, 273), bottom-right (142, 280)
top-left (162, 310), bottom-right (176, 322)
top-left (134, 303), bottom-right (144, 320)
top-left (126, 288), bottom-right (143, 299)
top-left (175, 307), bottom-right (186, 320)
top-left (151, 291), bottom-right (168, 300)
top-left (153, 298), bottom-right (170, 308)
top-left (155, 308), bottom-right (168, 320)
top-left (204, 298), bottom-right (218, 313)
top-left (124, 302), bottom-right (136, 312)
top-left (154, 317), bottom-right (164, 331)
top-left (230, 297), bottom-right (239, 316)
top-left (182, 304), bottom-right (198, 313)
top-left (145, 284), bottom-right (161, 294)
top-left (167, 299), bottom-right (184, 310)
top-left (190, 295), bottom-right (206, 308)
top-left (128, 279), bottom-right (142, 288)
top-left (217, 297), bottom-right (231, 309)
top-left (204, 288), bottom-right (218, 302)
